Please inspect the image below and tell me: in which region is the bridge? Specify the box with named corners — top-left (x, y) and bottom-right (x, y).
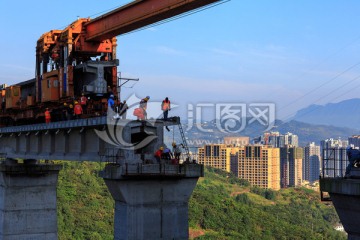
top-left (320, 148), bottom-right (360, 240)
top-left (0, 116), bottom-right (203, 240)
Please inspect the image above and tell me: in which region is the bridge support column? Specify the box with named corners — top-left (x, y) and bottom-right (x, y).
top-left (101, 164), bottom-right (202, 240)
top-left (0, 160), bottom-right (62, 240)
top-left (320, 177), bottom-right (360, 239)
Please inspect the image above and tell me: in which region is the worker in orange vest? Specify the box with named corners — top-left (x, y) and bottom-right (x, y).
top-left (161, 97), bottom-right (171, 121)
top-left (74, 101), bottom-right (83, 119)
top-left (45, 108), bottom-right (51, 124)
top-left (80, 93), bottom-right (88, 114)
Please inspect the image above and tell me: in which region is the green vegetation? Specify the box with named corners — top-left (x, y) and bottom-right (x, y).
top-left (56, 163), bottom-right (345, 239)
top-left (57, 161), bottom-right (114, 240)
top-left (189, 166), bottom-right (345, 239)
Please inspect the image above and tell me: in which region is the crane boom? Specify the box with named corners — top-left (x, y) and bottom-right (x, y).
top-left (85, 0), bottom-right (220, 41)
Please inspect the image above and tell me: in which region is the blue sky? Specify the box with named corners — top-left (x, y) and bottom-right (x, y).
top-left (1, 0), bottom-right (360, 121)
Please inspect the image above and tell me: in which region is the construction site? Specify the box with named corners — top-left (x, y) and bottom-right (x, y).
top-left (0, 1), bottom-right (224, 239)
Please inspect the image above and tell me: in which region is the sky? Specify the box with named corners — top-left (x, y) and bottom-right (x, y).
top-left (1, 0), bottom-right (360, 122)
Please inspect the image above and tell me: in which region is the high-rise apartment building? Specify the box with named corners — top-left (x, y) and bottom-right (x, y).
top-left (258, 132), bottom-right (299, 147)
top-left (198, 144), bottom-right (233, 172)
top-left (230, 145), bottom-right (280, 190)
top-left (280, 146), bottom-right (303, 187)
top-left (289, 147), bottom-right (303, 187)
top-left (303, 142), bottom-right (321, 183)
top-left (198, 144), bottom-right (281, 190)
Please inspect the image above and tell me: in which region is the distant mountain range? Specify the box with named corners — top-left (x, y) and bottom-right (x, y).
top-left (292, 98), bottom-right (360, 130)
top-left (165, 118), bottom-right (358, 148)
top-left (272, 120), bottom-right (357, 146)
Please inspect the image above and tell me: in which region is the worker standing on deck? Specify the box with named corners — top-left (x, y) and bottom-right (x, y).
top-left (61, 103), bottom-right (68, 121)
top-left (162, 147), bottom-right (173, 161)
top-left (120, 100), bottom-right (129, 119)
top-left (80, 93), bottom-right (88, 114)
top-left (161, 97), bottom-right (171, 121)
top-left (74, 101), bottom-right (83, 119)
top-left (68, 103), bottom-right (74, 120)
top-left (154, 147), bottom-right (163, 164)
top-left (140, 96), bottom-right (150, 120)
top-left (108, 94), bottom-right (115, 111)
top-left (172, 142), bottom-right (182, 161)
top-left (45, 108), bottom-right (51, 124)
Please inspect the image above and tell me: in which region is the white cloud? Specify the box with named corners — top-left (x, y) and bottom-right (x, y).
top-left (153, 46), bottom-right (186, 56)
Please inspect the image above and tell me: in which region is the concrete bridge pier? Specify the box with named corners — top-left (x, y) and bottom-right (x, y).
top-left (320, 177), bottom-right (360, 240)
top-left (0, 159), bottom-right (62, 240)
top-left (101, 163), bottom-right (203, 240)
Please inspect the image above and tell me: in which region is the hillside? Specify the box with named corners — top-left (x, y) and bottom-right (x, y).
top-left (165, 119), bottom-right (357, 147)
top-left (189, 167), bottom-right (344, 239)
top-left (57, 162), bottom-right (345, 239)
top-left (293, 98), bottom-right (360, 130)
top-left (273, 120), bottom-right (356, 146)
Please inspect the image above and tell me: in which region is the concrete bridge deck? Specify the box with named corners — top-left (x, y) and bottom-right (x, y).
top-left (0, 116), bottom-right (202, 239)
top-left (0, 116), bottom-right (180, 162)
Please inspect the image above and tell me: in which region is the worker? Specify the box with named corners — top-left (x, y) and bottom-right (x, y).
top-left (120, 100), bottom-right (129, 119)
top-left (172, 142), bottom-right (182, 161)
top-left (108, 94), bottom-right (115, 111)
top-left (45, 108), bottom-right (51, 124)
top-left (140, 96), bottom-right (150, 120)
top-left (61, 103), bottom-right (68, 120)
top-left (74, 101), bottom-right (83, 119)
top-left (68, 103), bottom-right (74, 120)
top-left (115, 99), bottom-right (122, 114)
top-left (80, 93), bottom-right (88, 114)
top-left (161, 97), bottom-right (171, 121)
top-left (162, 147), bottom-right (173, 161)
top-left (154, 147), bottom-right (164, 164)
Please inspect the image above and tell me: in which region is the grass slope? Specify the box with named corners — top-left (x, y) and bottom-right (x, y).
top-left (189, 167), bottom-right (345, 239)
top-left (56, 162), bottom-right (346, 240)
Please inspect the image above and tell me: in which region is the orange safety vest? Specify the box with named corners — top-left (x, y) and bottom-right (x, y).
top-left (80, 96), bottom-right (87, 105)
top-left (45, 110), bottom-right (51, 119)
top-left (162, 100), bottom-right (170, 111)
top-left (74, 104), bottom-right (82, 115)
